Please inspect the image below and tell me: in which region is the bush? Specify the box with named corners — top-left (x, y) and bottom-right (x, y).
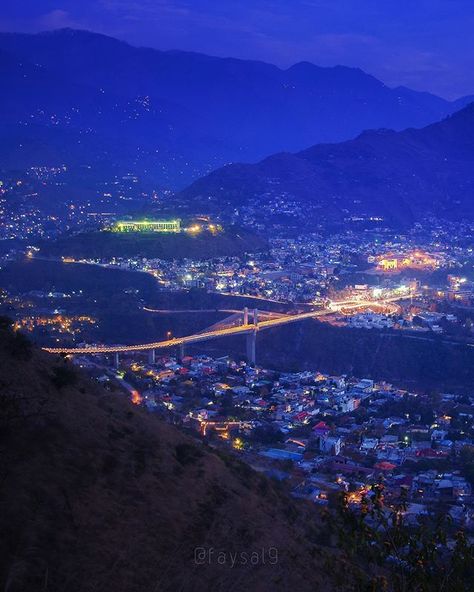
top-left (0, 316), bottom-right (32, 361)
top-left (51, 365), bottom-right (77, 389)
top-left (0, 316), bottom-right (13, 332)
top-left (326, 482), bottom-right (474, 592)
top-left (175, 442), bottom-right (203, 466)
top-left (7, 332), bottom-right (33, 361)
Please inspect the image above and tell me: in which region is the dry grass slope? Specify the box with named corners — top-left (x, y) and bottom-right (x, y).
top-left (0, 322), bottom-right (346, 592)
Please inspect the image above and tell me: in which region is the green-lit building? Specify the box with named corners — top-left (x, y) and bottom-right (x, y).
top-left (113, 219), bottom-right (181, 233)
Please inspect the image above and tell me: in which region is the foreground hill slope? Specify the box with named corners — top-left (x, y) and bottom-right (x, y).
top-left (0, 321), bottom-right (343, 592)
top-left (182, 102), bottom-right (474, 226)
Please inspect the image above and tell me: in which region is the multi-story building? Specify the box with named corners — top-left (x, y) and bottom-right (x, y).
top-left (113, 219), bottom-right (181, 233)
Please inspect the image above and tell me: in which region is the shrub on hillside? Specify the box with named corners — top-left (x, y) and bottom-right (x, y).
top-left (51, 365), bottom-right (77, 389)
top-left (0, 316), bottom-right (32, 361)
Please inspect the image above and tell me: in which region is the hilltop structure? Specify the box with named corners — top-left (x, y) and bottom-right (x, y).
top-left (113, 219), bottom-right (181, 233)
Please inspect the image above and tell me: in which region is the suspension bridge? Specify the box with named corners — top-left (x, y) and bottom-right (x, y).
top-left (43, 295), bottom-right (410, 366)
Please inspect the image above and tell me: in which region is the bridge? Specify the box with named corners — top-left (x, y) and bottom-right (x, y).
top-left (42, 295), bottom-right (411, 366)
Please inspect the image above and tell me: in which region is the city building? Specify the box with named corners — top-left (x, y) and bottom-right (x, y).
top-left (113, 219), bottom-right (181, 233)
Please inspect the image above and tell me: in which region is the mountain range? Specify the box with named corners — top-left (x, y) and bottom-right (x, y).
top-left (0, 28), bottom-right (472, 188)
top-left (180, 102), bottom-right (474, 227)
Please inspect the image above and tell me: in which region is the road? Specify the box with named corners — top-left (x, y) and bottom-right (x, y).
top-left (143, 307), bottom-right (243, 314)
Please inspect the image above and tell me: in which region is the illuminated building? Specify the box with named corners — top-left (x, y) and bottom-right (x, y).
top-left (379, 258), bottom-right (398, 271)
top-left (113, 219), bottom-right (181, 233)
top-left (377, 250), bottom-right (439, 272)
top-left (448, 275), bottom-right (468, 290)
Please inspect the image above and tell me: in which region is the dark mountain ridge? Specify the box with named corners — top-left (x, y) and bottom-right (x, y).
top-left (181, 102), bottom-right (474, 226)
top-left (0, 28), bottom-right (472, 188)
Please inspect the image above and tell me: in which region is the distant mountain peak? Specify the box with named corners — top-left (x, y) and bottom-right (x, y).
top-left (181, 101), bottom-right (474, 226)
top-left (286, 60), bottom-right (318, 71)
top-left (38, 27), bottom-right (122, 40)
top-left (452, 100), bottom-right (474, 115)
top-left (285, 59), bottom-right (382, 86)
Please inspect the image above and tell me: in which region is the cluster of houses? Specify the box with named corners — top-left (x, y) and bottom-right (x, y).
top-left (85, 351), bottom-right (474, 528)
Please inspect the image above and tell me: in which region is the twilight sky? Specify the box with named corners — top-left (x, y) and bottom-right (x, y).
top-left (1, 0), bottom-right (473, 99)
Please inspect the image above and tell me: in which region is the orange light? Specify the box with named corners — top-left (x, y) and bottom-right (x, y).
top-left (131, 390), bottom-right (142, 405)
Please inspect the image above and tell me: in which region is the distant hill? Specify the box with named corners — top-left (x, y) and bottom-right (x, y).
top-left (0, 28), bottom-right (471, 188)
top-left (181, 102), bottom-right (474, 226)
top-left (0, 319), bottom-right (348, 592)
top-left (38, 226), bottom-right (266, 260)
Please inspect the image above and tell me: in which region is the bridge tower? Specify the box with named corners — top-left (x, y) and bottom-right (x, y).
top-left (148, 349), bottom-right (156, 365)
top-left (243, 306), bottom-right (249, 325)
top-left (246, 329), bottom-right (257, 365)
top-left (253, 308), bottom-right (258, 326)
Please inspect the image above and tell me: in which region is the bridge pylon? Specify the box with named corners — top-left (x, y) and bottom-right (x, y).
top-left (243, 306), bottom-right (249, 325)
top-left (246, 329), bottom-right (257, 366)
top-left (148, 349), bottom-right (156, 365)
top-left (113, 352), bottom-right (120, 369)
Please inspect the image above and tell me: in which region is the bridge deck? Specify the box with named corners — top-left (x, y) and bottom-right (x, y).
top-left (42, 295), bottom-right (411, 356)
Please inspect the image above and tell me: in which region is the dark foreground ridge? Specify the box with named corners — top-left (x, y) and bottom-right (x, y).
top-left (0, 319), bottom-right (345, 592)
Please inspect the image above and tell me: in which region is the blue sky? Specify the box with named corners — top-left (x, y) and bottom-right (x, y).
top-left (1, 0), bottom-right (473, 99)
